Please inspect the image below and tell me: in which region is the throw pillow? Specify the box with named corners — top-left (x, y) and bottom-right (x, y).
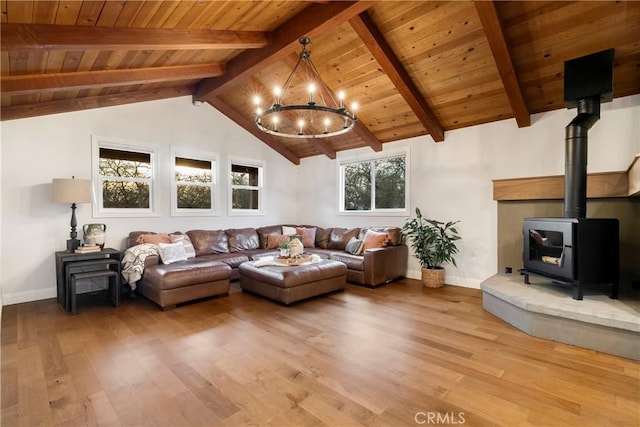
top-left (362, 229), bottom-right (390, 251)
top-left (136, 233), bottom-right (172, 245)
top-left (328, 228), bottom-right (360, 250)
top-left (345, 237), bottom-right (364, 255)
top-left (266, 234), bottom-right (290, 249)
top-left (282, 226), bottom-right (297, 236)
top-left (169, 233), bottom-right (196, 259)
top-left (296, 227), bottom-right (316, 248)
top-left (158, 242), bottom-right (188, 264)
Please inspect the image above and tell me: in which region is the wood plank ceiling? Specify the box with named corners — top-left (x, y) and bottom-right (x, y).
top-left (2, 1), bottom-right (639, 165)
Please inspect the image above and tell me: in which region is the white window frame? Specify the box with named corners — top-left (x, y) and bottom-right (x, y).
top-left (171, 148), bottom-right (219, 217)
top-left (228, 157), bottom-right (265, 216)
top-left (338, 148), bottom-right (410, 216)
top-left (91, 134), bottom-right (159, 218)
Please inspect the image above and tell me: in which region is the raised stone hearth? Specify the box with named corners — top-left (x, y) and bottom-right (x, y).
top-left (481, 273), bottom-right (639, 360)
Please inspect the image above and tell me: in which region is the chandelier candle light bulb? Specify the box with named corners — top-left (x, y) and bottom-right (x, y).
top-left (338, 91), bottom-right (345, 109)
top-left (253, 37), bottom-right (358, 139)
top-left (274, 87), bottom-right (282, 106)
top-left (308, 83), bottom-right (316, 105)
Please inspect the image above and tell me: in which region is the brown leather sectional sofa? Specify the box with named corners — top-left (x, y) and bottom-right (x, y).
top-left (126, 225), bottom-right (407, 309)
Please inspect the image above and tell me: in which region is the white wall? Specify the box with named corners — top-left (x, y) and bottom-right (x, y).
top-left (0, 96), bottom-right (299, 304)
top-left (296, 94), bottom-right (640, 288)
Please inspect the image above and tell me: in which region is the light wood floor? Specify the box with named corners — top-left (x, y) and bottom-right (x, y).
top-left (2, 279), bottom-right (638, 426)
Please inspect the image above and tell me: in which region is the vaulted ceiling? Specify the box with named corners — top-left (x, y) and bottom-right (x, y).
top-left (2, 1), bottom-right (639, 164)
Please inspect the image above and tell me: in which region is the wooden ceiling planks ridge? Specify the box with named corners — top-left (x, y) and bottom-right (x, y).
top-left (350, 11), bottom-right (445, 142)
top-left (193, 1), bottom-right (376, 100)
top-left (0, 1), bottom-right (638, 164)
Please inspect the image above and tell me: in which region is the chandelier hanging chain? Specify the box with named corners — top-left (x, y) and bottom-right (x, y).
top-left (303, 50), bottom-right (340, 108)
top-left (253, 37), bottom-right (358, 139)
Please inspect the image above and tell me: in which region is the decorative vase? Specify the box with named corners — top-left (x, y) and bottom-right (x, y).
top-left (83, 223), bottom-right (107, 248)
top-left (421, 267), bottom-right (445, 288)
top-left (280, 248), bottom-right (289, 257)
top-left (289, 236), bottom-right (304, 257)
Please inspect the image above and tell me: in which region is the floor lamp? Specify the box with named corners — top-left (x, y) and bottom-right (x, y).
top-left (52, 177), bottom-right (93, 251)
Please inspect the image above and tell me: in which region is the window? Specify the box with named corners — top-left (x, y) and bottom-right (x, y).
top-left (92, 135), bottom-right (157, 217)
top-left (229, 159), bottom-right (264, 215)
top-left (339, 152), bottom-right (408, 215)
top-left (171, 150), bottom-right (218, 216)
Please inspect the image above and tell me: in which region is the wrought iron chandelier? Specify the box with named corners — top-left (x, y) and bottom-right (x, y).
top-left (253, 37), bottom-right (358, 139)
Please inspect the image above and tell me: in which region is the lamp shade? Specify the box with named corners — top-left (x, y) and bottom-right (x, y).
top-left (52, 178), bottom-right (93, 204)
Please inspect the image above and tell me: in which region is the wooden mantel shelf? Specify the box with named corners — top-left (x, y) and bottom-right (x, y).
top-left (493, 154), bottom-right (640, 201)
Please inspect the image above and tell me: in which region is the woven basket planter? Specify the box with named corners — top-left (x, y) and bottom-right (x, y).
top-left (421, 267), bottom-right (445, 288)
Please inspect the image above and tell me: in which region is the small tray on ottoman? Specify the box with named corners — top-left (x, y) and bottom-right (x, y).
top-left (276, 254), bottom-right (313, 265)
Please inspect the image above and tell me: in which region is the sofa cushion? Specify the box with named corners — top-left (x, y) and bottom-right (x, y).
top-left (187, 230), bottom-right (229, 256)
top-left (345, 237), bottom-right (364, 255)
top-left (359, 227), bottom-right (403, 246)
top-left (266, 234), bottom-right (290, 249)
top-left (328, 227), bottom-right (360, 250)
top-left (256, 225), bottom-right (283, 248)
top-left (199, 253), bottom-right (250, 269)
top-left (226, 228), bottom-right (260, 252)
top-left (330, 252), bottom-right (365, 271)
top-left (282, 225), bottom-right (297, 236)
top-left (362, 230), bottom-right (389, 251)
top-left (158, 242), bottom-right (188, 264)
top-left (314, 227), bottom-right (331, 249)
top-left (143, 259), bottom-right (231, 291)
top-left (246, 249), bottom-right (280, 260)
top-left (296, 227), bottom-right (316, 248)
top-left (169, 233), bottom-right (196, 258)
top-left (127, 231), bottom-right (152, 248)
top-left (137, 233), bottom-right (171, 245)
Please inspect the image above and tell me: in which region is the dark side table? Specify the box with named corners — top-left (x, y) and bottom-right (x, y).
top-left (55, 248), bottom-right (122, 311)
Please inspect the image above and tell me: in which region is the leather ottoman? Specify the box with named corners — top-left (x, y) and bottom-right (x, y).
top-left (140, 259), bottom-right (232, 310)
top-left (239, 260), bottom-right (347, 305)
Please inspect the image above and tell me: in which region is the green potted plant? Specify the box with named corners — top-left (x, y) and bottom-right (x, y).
top-left (279, 238), bottom-right (291, 257)
top-left (402, 207), bottom-right (461, 288)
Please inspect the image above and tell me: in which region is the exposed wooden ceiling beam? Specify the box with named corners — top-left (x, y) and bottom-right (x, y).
top-left (349, 12), bottom-right (445, 142)
top-left (207, 97), bottom-right (301, 165)
top-left (302, 137), bottom-right (337, 160)
top-left (353, 121), bottom-right (383, 152)
top-left (1, 23), bottom-right (268, 51)
top-left (194, 1), bottom-right (376, 101)
top-left (2, 64), bottom-right (224, 95)
top-left (474, 1), bottom-right (530, 128)
top-left (0, 86), bottom-right (192, 121)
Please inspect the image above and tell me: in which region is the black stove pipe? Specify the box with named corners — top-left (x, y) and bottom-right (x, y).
top-left (564, 97), bottom-right (600, 218)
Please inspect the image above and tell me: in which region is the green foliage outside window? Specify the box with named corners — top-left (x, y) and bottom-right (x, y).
top-left (99, 150), bottom-right (152, 209)
top-left (175, 157), bottom-right (213, 210)
top-left (343, 155), bottom-right (406, 211)
top-left (344, 162), bottom-right (371, 210)
top-left (231, 164), bottom-right (260, 210)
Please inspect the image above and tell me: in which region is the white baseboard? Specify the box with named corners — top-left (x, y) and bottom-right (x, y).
top-left (2, 287), bottom-right (56, 306)
top-left (406, 269), bottom-right (482, 289)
